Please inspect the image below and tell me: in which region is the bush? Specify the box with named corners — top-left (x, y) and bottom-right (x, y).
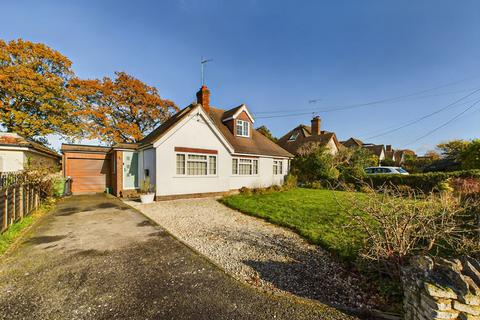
top-left (343, 185), bottom-right (480, 281)
top-left (283, 174), bottom-right (298, 190)
top-left (364, 169), bottom-right (480, 193)
top-left (239, 187), bottom-right (252, 195)
top-left (291, 144), bottom-right (339, 184)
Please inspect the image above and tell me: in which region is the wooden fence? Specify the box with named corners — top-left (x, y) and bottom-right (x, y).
top-left (0, 172), bottom-right (40, 233)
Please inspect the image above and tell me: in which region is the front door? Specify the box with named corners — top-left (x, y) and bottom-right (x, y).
top-left (123, 151), bottom-right (138, 189)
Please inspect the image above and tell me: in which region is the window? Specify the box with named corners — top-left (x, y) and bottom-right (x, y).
top-left (232, 158), bottom-right (238, 174)
top-left (187, 154), bottom-right (207, 175)
top-left (176, 154), bottom-right (185, 174)
top-left (273, 160), bottom-right (283, 175)
top-left (209, 156), bottom-right (216, 175)
top-left (176, 153), bottom-right (217, 176)
top-left (288, 132), bottom-right (299, 141)
top-left (232, 158), bottom-right (258, 175)
top-left (236, 120), bottom-right (250, 137)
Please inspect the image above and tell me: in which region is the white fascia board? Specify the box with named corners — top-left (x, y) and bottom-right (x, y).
top-left (232, 153), bottom-right (292, 159)
top-left (222, 104), bottom-right (255, 124)
top-left (0, 145), bottom-right (59, 159)
top-left (153, 105), bottom-right (235, 153)
top-left (0, 145), bottom-right (28, 151)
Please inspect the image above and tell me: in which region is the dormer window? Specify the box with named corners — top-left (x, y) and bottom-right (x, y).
top-left (288, 132), bottom-right (299, 141)
top-left (236, 120), bottom-right (250, 137)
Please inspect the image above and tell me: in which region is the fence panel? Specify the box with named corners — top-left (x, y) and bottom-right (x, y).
top-left (0, 181), bottom-right (41, 234)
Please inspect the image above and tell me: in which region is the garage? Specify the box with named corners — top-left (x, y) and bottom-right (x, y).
top-left (61, 145), bottom-right (112, 194)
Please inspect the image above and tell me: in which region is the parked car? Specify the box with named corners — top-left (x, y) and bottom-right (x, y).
top-left (365, 166), bottom-right (410, 175)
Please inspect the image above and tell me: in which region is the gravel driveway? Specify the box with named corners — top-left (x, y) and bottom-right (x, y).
top-left (126, 197), bottom-right (377, 313)
top-left (0, 194), bottom-right (356, 320)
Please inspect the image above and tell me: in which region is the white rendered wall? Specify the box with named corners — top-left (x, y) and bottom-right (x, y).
top-left (154, 112), bottom-right (289, 196)
top-left (0, 150), bottom-right (25, 172)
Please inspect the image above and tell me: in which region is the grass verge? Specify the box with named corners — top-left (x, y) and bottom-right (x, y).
top-left (220, 188), bottom-right (368, 262)
top-left (0, 198), bottom-right (56, 256)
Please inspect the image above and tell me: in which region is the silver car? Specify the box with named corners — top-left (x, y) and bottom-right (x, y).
top-left (365, 166), bottom-right (410, 175)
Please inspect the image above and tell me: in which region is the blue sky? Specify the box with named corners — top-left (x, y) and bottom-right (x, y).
top-left (2, 0), bottom-right (480, 154)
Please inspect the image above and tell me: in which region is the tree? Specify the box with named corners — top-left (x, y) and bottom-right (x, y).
top-left (256, 125), bottom-right (277, 142)
top-left (69, 72), bottom-right (178, 144)
top-left (437, 140), bottom-right (470, 161)
top-left (0, 39), bottom-right (79, 143)
top-left (336, 147), bottom-right (377, 182)
top-left (461, 139), bottom-right (480, 169)
top-left (424, 150), bottom-right (441, 161)
top-left (291, 143), bottom-right (339, 183)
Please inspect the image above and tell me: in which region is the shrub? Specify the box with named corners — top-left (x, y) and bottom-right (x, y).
top-left (283, 174), bottom-right (298, 190)
top-left (139, 177), bottom-right (154, 194)
top-left (271, 184), bottom-right (282, 192)
top-left (449, 177), bottom-right (480, 195)
top-left (342, 185), bottom-right (480, 281)
top-left (336, 147), bottom-right (376, 183)
top-left (291, 144), bottom-right (339, 184)
top-left (23, 159), bottom-right (61, 199)
top-left (364, 169), bottom-right (480, 193)
top-left (238, 187), bottom-right (252, 195)
top-left (304, 180), bottom-right (325, 189)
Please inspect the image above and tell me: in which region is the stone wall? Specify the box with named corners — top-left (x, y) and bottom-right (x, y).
top-left (402, 256), bottom-right (480, 320)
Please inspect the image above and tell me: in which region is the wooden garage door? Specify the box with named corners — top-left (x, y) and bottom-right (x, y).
top-left (69, 158), bottom-right (110, 193)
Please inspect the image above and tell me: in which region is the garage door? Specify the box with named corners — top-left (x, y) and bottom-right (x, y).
top-left (68, 158), bottom-right (110, 193)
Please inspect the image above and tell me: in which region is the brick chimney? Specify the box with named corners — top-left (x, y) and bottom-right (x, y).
top-left (196, 85), bottom-right (210, 113)
top-left (311, 116), bottom-right (321, 136)
top-left (386, 145), bottom-right (392, 152)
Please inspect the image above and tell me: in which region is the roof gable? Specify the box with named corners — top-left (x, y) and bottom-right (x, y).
top-left (221, 104), bottom-right (255, 124)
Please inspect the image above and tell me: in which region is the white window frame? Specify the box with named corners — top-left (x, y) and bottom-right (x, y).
top-left (288, 132), bottom-right (299, 141)
top-left (236, 120), bottom-right (250, 137)
top-left (273, 160), bottom-right (283, 175)
top-left (232, 157), bottom-right (258, 175)
top-left (175, 152), bottom-right (217, 177)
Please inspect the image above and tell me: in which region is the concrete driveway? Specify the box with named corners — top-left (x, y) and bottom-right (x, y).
top-left (0, 194), bottom-right (355, 320)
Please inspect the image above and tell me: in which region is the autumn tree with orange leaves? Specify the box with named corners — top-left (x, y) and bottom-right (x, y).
top-left (0, 39), bottom-right (80, 143)
top-left (69, 72), bottom-right (178, 144)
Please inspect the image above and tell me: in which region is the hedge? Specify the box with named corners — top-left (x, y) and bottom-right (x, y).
top-left (364, 169), bottom-right (480, 193)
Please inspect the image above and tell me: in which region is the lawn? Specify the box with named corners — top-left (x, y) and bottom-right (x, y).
top-left (0, 200), bottom-right (54, 255)
top-left (220, 188), bottom-right (368, 261)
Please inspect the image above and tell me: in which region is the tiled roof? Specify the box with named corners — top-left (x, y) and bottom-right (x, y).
top-left (364, 144), bottom-right (385, 157)
top-left (0, 133), bottom-right (60, 158)
top-left (61, 144), bottom-right (111, 153)
top-left (385, 150), bottom-right (395, 160)
top-left (277, 125), bottom-right (340, 155)
top-left (60, 104), bottom-right (293, 158)
top-left (140, 105), bottom-right (196, 146)
top-left (340, 137), bottom-right (364, 148)
top-left (221, 105), bottom-right (243, 121)
top-left (209, 107), bottom-right (292, 157)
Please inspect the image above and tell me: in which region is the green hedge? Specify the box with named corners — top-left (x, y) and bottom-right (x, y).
top-left (364, 169), bottom-right (480, 193)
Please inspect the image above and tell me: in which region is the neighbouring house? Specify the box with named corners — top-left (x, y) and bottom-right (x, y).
top-left (384, 145), bottom-right (396, 162)
top-left (363, 144), bottom-right (386, 162)
top-left (341, 138), bottom-right (394, 164)
top-left (61, 86), bottom-right (293, 199)
top-left (0, 132), bottom-right (61, 172)
top-left (340, 137), bottom-right (364, 149)
top-left (394, 149), bottom-right (416, 165)
top-left (277, 116), bottom-right (341, 155)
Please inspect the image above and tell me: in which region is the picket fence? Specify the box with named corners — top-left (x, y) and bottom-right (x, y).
top-left (0, 172), bottom-right (40, 233)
